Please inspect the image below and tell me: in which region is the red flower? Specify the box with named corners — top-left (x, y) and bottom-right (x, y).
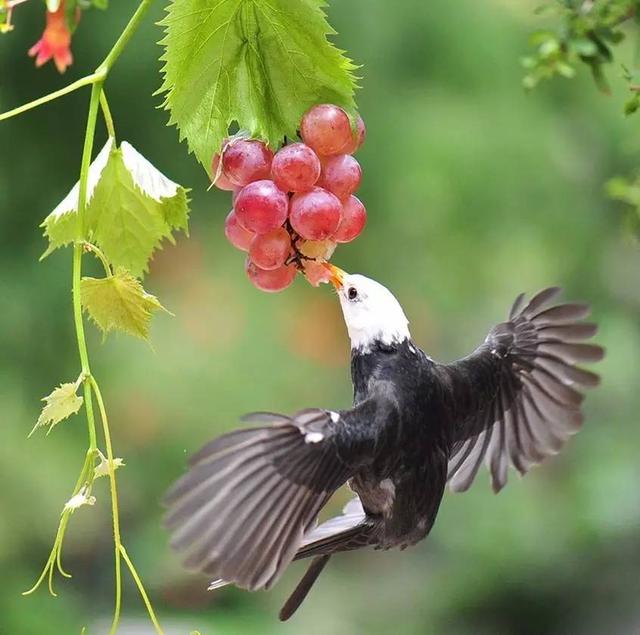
top-left (28, 2), bottom-right (74, 73)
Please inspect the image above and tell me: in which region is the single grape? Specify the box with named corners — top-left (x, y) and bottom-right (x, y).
top-left (317, 154), bottom-right (362, 200)
top-left (298, 239), bottom-right (337, 260)
top-left (211, 152), bottom-right (236, 191)
top-left (222, 140), bottom-right (273, 186)
top-left (271, 143), bottom-right (321, 192)
top-left (234, 180), bottom-right (289, 234)
top-left (303, 260), bottom-right (332, 287)
top-left (246, 259), bottom-right (297, 292)
top-left (300, 104), bottom-right (353, 156)
top-left (341, 114), bottom-right (366, 154)
top-left (289, 187), bottom-right (342, 240)
top-left (249, 227), bottom-right (291, 270)
top-left (332, 195), bottom-right (367, 243)
top-left (224, 210), bottom-right (255, 251)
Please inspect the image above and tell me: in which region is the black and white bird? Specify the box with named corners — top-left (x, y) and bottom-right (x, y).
top-left (164, 265), bottom-right (604, 620)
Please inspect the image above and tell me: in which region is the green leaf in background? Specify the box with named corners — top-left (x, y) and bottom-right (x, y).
top-left (80, 268), bottom-right (168, 340)
top-left (29, 380), bottom-right (84, 438)
top-left (42, 140), bottom-right (190, 277)
top-left (606, 173), bottom-right (640, 239)
top-left (158, 0), bottom-right (358, 171)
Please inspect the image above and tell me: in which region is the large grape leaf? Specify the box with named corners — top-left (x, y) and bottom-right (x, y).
top-left (81, 268), bottom-right (169, 340)
top-left (42, 140), bottom-right (190, 277)
top-left (158, 0), bottom-right (358, 171)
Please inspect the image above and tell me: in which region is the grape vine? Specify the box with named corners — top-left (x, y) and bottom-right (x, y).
top-left (2, 1), bottom-right (172, 633)
top-left (0, 0), bottom-right (360, 632)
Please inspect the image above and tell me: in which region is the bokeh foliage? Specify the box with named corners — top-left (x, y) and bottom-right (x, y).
top-left (1, 0), bottom-right (640, 633)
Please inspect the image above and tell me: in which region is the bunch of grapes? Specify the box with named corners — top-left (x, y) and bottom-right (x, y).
top-left (212, 104), bottom-right (367, 292)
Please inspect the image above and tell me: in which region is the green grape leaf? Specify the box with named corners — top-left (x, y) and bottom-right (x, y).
top-left (88, 142), bottom-right (190, 276)
top-left (158, 0), bottom-right (358, 171)
top-left (41, 140), bottom-right (190, 277)
top-left (30, 380), bottom-right (84, 438)
top-left (41, 138), bottom-right (114, 254)
top-left (81, 268), bottom-right (169, 340)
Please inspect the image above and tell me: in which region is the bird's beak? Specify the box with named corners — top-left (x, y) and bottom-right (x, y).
top-left (323, 263), bottom-right (345, 289)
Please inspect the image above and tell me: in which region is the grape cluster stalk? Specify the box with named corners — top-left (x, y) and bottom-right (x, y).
top-left (214, 104), bottom-right (367, 292)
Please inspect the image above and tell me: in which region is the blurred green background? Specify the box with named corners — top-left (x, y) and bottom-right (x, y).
top-left (2, 1), bottom-right (640, 633)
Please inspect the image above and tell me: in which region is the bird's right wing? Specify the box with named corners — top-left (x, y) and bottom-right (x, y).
top-left (163, 396), bottom-right (398, 592)
top-left (440, 287), bottom-right (604, 493)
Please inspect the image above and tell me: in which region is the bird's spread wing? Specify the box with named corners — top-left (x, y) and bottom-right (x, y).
top-left (163, 409), bottom-right (350, 591)
top-left (164, 397), bottom-right (396, 592)
top-left (440, 287), bottom-right (604, 493)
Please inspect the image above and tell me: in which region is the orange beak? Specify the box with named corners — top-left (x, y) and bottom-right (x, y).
top-left (322, 262), bottom-right (345, 289)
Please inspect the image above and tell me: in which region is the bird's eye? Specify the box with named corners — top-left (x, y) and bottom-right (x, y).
top-left (347, 287), bottom-right (358, 300)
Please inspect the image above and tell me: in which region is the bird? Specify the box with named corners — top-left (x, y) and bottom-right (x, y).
top-left (163, 265), bottom-right (604, 620)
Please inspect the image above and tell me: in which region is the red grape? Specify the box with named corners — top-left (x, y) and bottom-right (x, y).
top-left (318, 154), bottom-right (362, 200)
top-left (341, 114), bottom-right (366, 154)
top-left (211, 153), bottom-right (236, 191)
top-left (289, 187), bottom-right (342, 240)
top-left (300, 104), bottom-right (353, 156)
top-left (303, 260), bottom-right (332, 287)
top-left (333, 195), bottom-right (366, 243)
top-left (224, 210), bottom-right (255, 251)
top-left (249, 227), bottom-right (291, 270)
top-left (234, 180), bottom-right (288, 235)
top-left (271, 143), bottom-right (321, 192)
top-left (246, 259), bottom-right (297, 292)
top-left (222, 140), bottom-right (273, 186)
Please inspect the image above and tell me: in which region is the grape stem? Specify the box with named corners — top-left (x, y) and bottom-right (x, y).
top-left (19, 1), bottom-right (165, 634)
top-left (283, 220), bottom-right (314, 270)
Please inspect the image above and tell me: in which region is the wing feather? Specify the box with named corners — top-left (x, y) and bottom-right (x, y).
top-left (445, 288), bottom-right (603, 493)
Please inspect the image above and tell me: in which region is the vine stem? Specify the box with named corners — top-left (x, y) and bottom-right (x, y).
top-left (100, 91), bottom-right (116, 140)
top-left (69, 1), bottom-right (160, 630)
top-left (120, 545), bottom-right (164, 635)
top-left (0, 72), bottom-right (105, 122)
top-left (14, 0), bottom-right (162, 633)
top-left (89, 376), bottom-right (123, 634)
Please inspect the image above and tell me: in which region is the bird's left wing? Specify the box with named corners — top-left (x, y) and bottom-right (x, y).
top-left (438, 287), bottom-right (604, 493)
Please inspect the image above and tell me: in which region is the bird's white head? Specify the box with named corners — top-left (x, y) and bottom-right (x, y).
top-left (324, 264), bottom-right (410, 352)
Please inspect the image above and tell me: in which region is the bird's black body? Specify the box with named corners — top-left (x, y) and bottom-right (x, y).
top-left (340, 341), bottom-right (450, 550)
top-left (163, 286), bottom-right (603, 620)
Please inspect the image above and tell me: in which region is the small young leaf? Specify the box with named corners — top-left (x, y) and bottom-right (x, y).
top-left (81, 268), bottom-right (168, 340)
top-left (30, 380), bottom-right (84, 437)
top-left (158, 0), bottom-right (358, 171)
top-left (64, 486), bottom-right (96, 512)
top-left (94, 455), bottom-right (125, 479)
top-left (42, 140), bottom-right (189, 277)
